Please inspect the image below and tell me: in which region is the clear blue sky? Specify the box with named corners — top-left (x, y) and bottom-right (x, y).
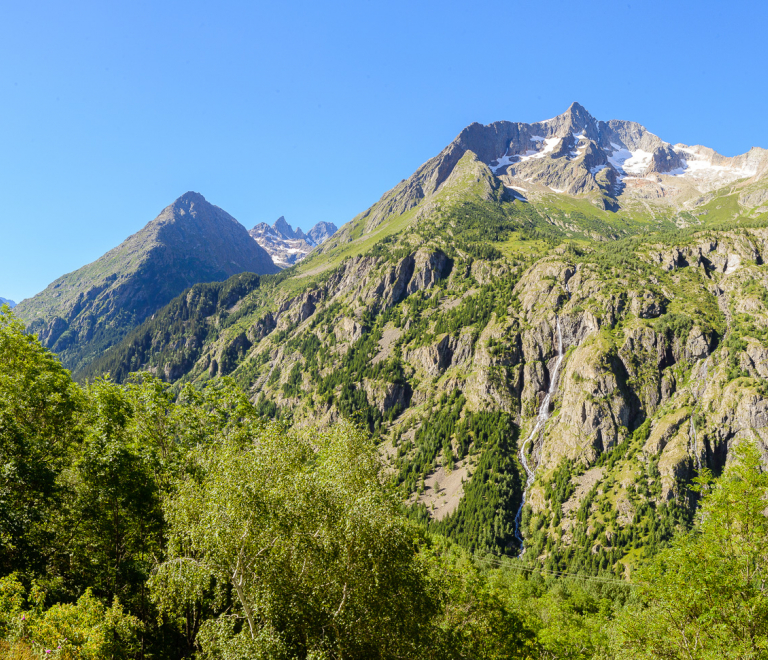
top-left (2, 0), bottom-right (767, 301)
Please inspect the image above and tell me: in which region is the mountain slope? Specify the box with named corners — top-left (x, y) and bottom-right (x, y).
top-left (62, 105), bottom-right (768, 574)
top-left (0, 297), bottom-right (16, 308)
top-left (308, 102), bottom-right (768, 274)
top-left (15, 192), bottom-right (279, 372)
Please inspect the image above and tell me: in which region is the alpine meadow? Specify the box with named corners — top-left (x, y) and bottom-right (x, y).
top-left (5, 99), bottom-right (768, 659)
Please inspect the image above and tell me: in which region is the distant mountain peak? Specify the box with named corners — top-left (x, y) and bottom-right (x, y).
top-left (560, 101), bottom-right (597, 131)
top-left (0, 297), bottom-right (16, 308)
top-left (250, 218), bottom-right (339, 268)
top-left (564, 101), bottom-right (591, 117)
top-left (308, 221), bottom-right (338, 245)
top-left (273, 216), bottom-right (297, 240)
top-left (172, 191), bottom-right (209, 210)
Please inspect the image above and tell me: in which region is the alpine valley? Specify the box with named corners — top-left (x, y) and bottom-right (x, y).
top-left (18, 102), bottom-right (768, 575)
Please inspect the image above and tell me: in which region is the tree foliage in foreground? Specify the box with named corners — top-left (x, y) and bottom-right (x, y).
top-left (612, 442), bottom-right (768, 659)
top-left (151, 419), bottom-right (438, 659)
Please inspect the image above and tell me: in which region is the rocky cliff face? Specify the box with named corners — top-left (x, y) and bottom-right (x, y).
top-left (85, 215), bottom-right (768, 566)
top-left (14, 192), bottom-right (279, 372)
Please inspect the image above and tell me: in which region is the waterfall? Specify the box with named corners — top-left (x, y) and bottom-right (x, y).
top-left (689, 357), bottom-right (709, 472)
top-left (514, 316), bottom-right (566, 556)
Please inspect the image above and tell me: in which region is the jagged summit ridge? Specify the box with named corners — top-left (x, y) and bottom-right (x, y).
top-left (337, 103), bottom-right (768, 238)
top-left (461, 103), bottom-right (767, 198)
top-left (249, 217), bottom-right (338, 268)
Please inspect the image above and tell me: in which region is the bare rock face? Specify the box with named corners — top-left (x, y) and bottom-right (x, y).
top-left (644, 144), bottom-right (687, 176)
top-left (334, 317), bottom-right (363, 343)
top-left (743, 340), bottom-right (768, 378)
top-left (357, 249), bottom-right (452, 311)
top-left (404, 336), bottom-right (453, 378)
top-left (629, 290), bottom-right (666, 318)
top-left (540, 335), bottom-right (634, 466)
top-left (739, 187), bottom-right (768, 209)
top-left (362, 378), bottom-right (409, 414)
top-left (407, 250), bottom-right (452, 296)
top-left (644, 409), bottom-right (689, 456)
top-left (249, 312), bottom-right (276, 343)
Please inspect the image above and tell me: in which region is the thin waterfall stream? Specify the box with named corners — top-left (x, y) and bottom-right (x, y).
top-left (514, 316), bottom-right (566, 556)
top-left (689, 357), bottom-right (710, 472)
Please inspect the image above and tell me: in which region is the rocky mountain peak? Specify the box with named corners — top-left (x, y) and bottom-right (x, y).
top-left (559, 101), bottom-right (597, 133)
top-left (249, 218), bottom-right (339, 269)
top-left (274, 216), bottom-right (296, 240)
top-left (14, 192), bottom-right (278, 372)
top-left (308, 221), bottom-right (338, 245)
top-left (172, 191), bottom-right (208, 212)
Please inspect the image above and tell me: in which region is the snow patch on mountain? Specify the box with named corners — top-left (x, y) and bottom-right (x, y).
top-left (608, 144), bottom-right (654, 177)
top-left (668, 145), bottom-right (759, 186)
top-left (479, 104), bottom-right (768, 203)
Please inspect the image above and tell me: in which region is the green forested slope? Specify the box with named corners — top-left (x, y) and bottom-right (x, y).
top-left (74, 165), bottom-right (768, 581)
top-left (18, 104), bottom-right (768, 590)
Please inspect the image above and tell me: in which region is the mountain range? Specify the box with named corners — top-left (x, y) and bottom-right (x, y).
top-left (249, 217), bottom-right (338, 267)
top-left (16, 103), bottom-right (768, 572)
top-left (0, 297), bottom-right (16, 308)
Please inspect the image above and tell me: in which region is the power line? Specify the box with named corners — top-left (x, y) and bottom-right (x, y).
top-left (473, 552), bottom-right (637, 587)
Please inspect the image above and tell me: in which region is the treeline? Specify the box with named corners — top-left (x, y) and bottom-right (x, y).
top-left (3, 306), bottom-right (768, 658)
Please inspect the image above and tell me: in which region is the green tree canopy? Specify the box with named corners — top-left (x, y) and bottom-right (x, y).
top-left (150, 418), bottom-right (439, 660)
top-left (612, 441), bottom-right (768, 659)
top-left (0, 305), bottom-right (83, 574)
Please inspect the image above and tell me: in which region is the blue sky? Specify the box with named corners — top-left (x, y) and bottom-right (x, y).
top-left (2, 0), bottom-right (768, 301)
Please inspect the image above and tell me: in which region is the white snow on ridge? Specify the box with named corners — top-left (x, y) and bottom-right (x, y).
top-left (520, 137), bottom-right (559, 161)
top-left (504, 186), bottom-right (528, 200)
top-left (530, 135), bottom-right (545, 142)
top-left (568, 133), bottom-right (588, 160)
top-left (490, 137), bottom-right (561, 172)
top-left (608, 144), bottom-right (653, 177)
top-left (490, 149), bottom-right (515, 173)
top-left (653, 145), bottom-right (759, 185)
